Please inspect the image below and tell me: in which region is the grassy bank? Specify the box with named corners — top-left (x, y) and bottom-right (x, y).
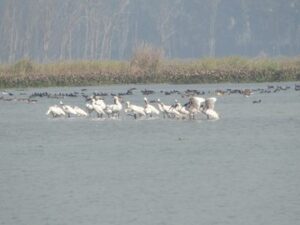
top-left (0, 57), bottom-right (300, 88)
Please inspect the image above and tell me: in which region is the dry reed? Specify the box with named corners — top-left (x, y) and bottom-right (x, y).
top-left (0, 56), bottom-right (299, 88)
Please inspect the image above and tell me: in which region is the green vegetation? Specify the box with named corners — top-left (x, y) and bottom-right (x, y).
top-left (0, 55), bottom-right (300, 88)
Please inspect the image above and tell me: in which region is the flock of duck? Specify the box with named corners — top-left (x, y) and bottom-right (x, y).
top-left (46, 95), bottom-right (220, 120)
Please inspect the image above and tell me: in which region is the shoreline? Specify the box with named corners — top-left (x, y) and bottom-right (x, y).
top-left (1, 57), bottom-right (299, 88)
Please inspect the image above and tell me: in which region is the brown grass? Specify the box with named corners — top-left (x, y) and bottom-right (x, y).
top-left (0, 56), bottom-right (300, 88)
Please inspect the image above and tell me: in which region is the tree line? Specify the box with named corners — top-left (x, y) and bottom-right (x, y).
top-left (0, 0), bottom-right (299, 63)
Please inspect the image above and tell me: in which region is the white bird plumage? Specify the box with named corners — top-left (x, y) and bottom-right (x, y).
top-left (105, 96), bottom-right (122, 118)
top-left (46, 92), bottom-right (221, 121)
top-left (85, 102), bottom-right (94, 114)
top-left (173, 100), bottom-right (190, 118)
top-left (46, 105), bottom-right (66, 117)
top-left (202, 97), bottom-right (219, 120)
top-left (91, 98), bottom-right (106, 118)
top-left (144, 97), bottom-right (160, 117)
top-left (73, 106), bottom-right (88, 117)
top-left (60, 101), bottom-right (77, 117)
top-left (157, 99), bottom-right (182, 119)
top-left (125, 101), bottom-right (146, 119)
top-left (186, 96), bottom-right (205, 118)
top-left (94, 98), bottom-right (106, 109)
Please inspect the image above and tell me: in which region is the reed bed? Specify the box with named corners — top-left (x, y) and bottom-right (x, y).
top-left (0, 57), bottom-right (299, 88)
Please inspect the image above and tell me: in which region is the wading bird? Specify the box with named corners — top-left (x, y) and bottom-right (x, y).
top-left (125, 101), bottom-right (146, 119)
top-left (59, 101), bottom-right (77, 117)
top-left (185, 96), bottom-right (205, 119)
top-left (46, 105), bottom-right (66, 117)
top-left (105, 96), bottom-right (123, 118)
top-left (91, 98), bottom-right (106, 118)
top-left (157, 99), bottom-right (182, 119)
top-left (73, 106), bottom-right (88, 117)
top-left (201, 97), bottom-right (219, 120)
top-left (144, 97), bottom-right (160, 117)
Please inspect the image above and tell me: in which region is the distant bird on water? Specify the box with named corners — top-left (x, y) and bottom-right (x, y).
top-left (252, 99), bottom-right (262, 104)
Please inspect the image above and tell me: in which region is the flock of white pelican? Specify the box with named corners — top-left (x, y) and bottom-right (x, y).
top-left (46, 96), bottom-right (220, 120)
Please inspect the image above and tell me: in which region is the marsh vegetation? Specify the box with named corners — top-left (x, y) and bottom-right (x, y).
top-left (0, 46), bottom-right (299, 88)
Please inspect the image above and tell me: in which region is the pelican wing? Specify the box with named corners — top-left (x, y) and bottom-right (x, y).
top-left (205, 97), bottom-right (217, 110)
top-left (56, 107), bottom-right (66, 116)
top-left (86, 103), bottom-right (94, 111)
top-left (190, 97), bottom-right (205, 109)
top-left (46, 106), bottom-right (65, 116)
top-left (205, 109), bottom-right (219, 120)
top-left (131, 104), bottom-right (146, 116)
top-left (74, 106), bottom-right (88, 116)
top-left (145, 104), bottom-right (160, 115)
top-left (93, 104), bottom-right (106, 115)
top-left (95, 99), bottom-right (106, 108)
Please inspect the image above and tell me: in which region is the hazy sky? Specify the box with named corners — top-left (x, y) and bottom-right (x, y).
top-left (0, 0), bottom-right (299, 62)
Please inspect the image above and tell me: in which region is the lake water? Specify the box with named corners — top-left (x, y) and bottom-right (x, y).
top-left (0, 82), bottom-right (300, 225)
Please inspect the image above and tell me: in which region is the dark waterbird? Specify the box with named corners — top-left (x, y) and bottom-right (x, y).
top-left (184, 89), bottom-right (205, 96)
top-left (92, 91), bottom-right (108, 97)
top-left (252, 99), bottom-right (262, 104)
top-left (115, 88), bottom-right (137, 96)
top-left (141, 89), bottom-right (155, 95)
top-left (164, 90), bottom-right (181, 96)
top-left (29, 91), bottom-right (79, 99)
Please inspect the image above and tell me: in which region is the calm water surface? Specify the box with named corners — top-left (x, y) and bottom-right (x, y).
top-left (0, 82), bottom-right (300, 225)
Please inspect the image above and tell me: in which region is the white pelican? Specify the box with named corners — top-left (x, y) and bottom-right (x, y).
top-left (157, 99), bottom-right (165, 116)
top-left (46, 105), bottom-right (66, 117)
top-left (157, 99), bottom-right (170, 118)
top-left (144, 97), bottom-right (160, 117)
top-left (94, 97), bottom-right (106, 109)
top-left (91, 98), bottom-right (106, 118)
top-left (73, 106), bottom-right (88, 117)
top-left (157, 99), bottom-right (182, 119)
top-left (59, 101), bottom-right (77, 117)
top-left (125, 101), bottom-right (146, 119)
top-left (186, 96), bottom-right (205, 119)
top-left (105, 96), bottom-right (122, 118)
top-left (85, 96), bottom-right (106, 116)
top-left (203, 108), bottom-right (220, 120)
top-left (202, 97), bottom-right (219, 120)
top-left (173, 100), bottom-right (190, 118)
top-left (85, 102), bottom-right (94, 114)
